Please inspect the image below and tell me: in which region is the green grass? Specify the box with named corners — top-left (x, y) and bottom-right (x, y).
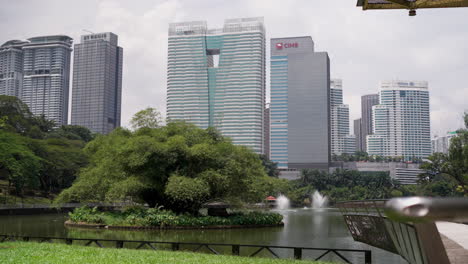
top-left (0, 242), bottom-right (334, 264)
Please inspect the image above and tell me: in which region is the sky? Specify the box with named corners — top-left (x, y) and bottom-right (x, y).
top-left (1, 0), bottom-right (467, 136)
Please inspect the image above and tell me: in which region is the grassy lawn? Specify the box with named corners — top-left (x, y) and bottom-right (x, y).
top-left (0, 242), bottom-right (334, 264)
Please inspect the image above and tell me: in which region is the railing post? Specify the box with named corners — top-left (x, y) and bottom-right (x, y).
top-left (294, 248), bottom-right (302, 260)
top-left (65, 239), bottom-right (72, 245)
top-left (172, 243), bottom-right (179, 251)
top-left (365, 250), bottom-right (372, 264)
top-left (116, 241), bottom-right (123, 248)
top-left (232, 245), bottom-right (240, 256)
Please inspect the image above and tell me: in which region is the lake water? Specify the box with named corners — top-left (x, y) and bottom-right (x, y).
top-left (0, 208), bottom-right (406, 263)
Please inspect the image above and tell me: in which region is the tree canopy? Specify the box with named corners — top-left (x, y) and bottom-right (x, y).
top-left (130, 107), bottom-right (163, 130)
top-left (422, 113), bottom-right (468, 196)
top-left (0, 96), bottom-right (90, 199)
top-left (56, 120), bottom-right (279, 213)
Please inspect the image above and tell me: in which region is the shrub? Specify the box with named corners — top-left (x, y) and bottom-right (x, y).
top-left (68, 207), bottom-right (283, 227)
top-left (68, 206), bottom-right (104, 224)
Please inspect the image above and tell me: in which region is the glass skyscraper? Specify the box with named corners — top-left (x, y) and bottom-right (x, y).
top-left (71, 32), bottom-right (123, 134)
top-left (270, 36), bottom-right (330, 170)
top-left (367, 81), bottom-right (431, 159)
top-left (167, 17), bottom-right (265, 153)
top-left (22, 35), bottom-right (73, 126)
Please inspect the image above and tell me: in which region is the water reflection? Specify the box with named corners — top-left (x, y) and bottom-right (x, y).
top-left (0, 209), bottom-right (406, 263)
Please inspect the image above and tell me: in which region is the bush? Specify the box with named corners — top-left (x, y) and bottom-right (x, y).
top-left (68, 206), bottom-right (104, 224)
top-left (68, 207), bottom-right (283, 227)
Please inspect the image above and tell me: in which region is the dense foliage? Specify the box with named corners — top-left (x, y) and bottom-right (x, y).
top-left (420, 113), bottom-right (468, 196)
top-left (68, 206), bottom-right (283, 227)
top-left (0, 96), bottom-right (90, 200)
top-left (56, 119), bottom-right (283, 213)
top-left (284, 169), bottom-right (399, 205)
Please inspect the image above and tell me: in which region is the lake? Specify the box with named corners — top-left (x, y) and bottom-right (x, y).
top-left (0, 208), bottom-right (406, 263)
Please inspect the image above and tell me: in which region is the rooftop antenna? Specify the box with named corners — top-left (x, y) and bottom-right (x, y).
top-left (82, 29), bottom-right (94, 34)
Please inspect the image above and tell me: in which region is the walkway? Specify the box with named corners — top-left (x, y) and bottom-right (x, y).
top-left (437, 222), bottom-right (468, 264)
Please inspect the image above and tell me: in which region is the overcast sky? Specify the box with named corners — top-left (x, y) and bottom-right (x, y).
top-left (1, 0), bottom-right (467, 136)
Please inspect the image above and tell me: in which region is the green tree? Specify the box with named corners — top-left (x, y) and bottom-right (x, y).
top-left (56, 115), bottom-right (272, 213)
top-left (0, 131), bottom-right (41, 195)
top-left (28, 138), bottom-right (88, 194)
top-left (48, 125), bottom-right (94, 142)
top-left (130, 107), bottom-right (163, 130)
top-left (420, 113), bottom-right (468, 196)
top-left (259, 154), bottom-right (279, 177)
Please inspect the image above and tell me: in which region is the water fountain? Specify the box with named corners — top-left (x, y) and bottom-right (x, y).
top-left (275, 195), bottom-right (291, 210)
top-left (311, 191), bottom-right (328, 209)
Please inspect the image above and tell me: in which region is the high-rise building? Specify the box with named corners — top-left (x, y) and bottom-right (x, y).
top-left (270, 36), bottom-right (330, 170)
top-left (0, 40), bottom-right (28, 97)
top-left (361, 94), bottom-right (379, 152)
top-left (167, 17), bottom-right (266, 153)
top-left (354, 118), bottom-right (363, 152)
top-left (343, 135), bottom-right (357, 155)
top-left (71, 32), bottom-right (123, 134)
top-left (264, 106), bottom-right (270, 159)
top-left (432, 132), bottom-right (457, 154)
top-left (21, 35), bottom-right (72, 126)
top-left (330, 79), bottom-right (354, 155)
top-left (367, 81), bottom-right (431, 159)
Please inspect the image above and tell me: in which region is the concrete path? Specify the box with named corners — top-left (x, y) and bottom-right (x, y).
top-left (437, 222), bottom-right (468, 264)
top-left (437, 222), bottom-right (468, 249)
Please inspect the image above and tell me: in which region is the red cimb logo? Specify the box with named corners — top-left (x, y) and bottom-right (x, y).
top-left (275, 42), bottom-right (299, 50)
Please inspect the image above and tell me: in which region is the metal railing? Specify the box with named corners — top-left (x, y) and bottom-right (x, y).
top-left (0, 234), bottom-right (372, 264)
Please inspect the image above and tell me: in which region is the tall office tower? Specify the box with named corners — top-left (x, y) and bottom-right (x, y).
top-left (264, 106), bottom-right (270, 159)
top-left (270, 36), bottom-right (330, 170)
top-left (71, 32), bottom-right (123, 134)
top-left (330, 79), bottom-right (354, 155)
top-left (361, 94), bottom-right (379, 152)
top-left (354, 118), bottom-right (363, 151)
top-left (167, 18), bottom-right (266, 153)
top-left (0, 40), bottom-right (28, 97)
top-left (367, 81), bottom-right (431, 159)
top-left (21, 35), bottom-right (72, 126)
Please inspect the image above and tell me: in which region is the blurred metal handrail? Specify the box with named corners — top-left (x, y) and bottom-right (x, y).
top-left (385, 197), bottom-right (468, 222)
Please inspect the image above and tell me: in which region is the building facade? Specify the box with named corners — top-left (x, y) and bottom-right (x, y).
top-left (432, 131), bottom-right (457, 154)
top-left (71, 32), bottom-right (123, 134)
top-left (361, 94), bottom-right (379, 152)
top-left (367, 81), bottom-right (431, 159)
top-left (270, 36), bottom-right (330, 170)
top-left (264, 106), bottom-right (270, 159)
top-left (21, 35), bottom-right (72, 126)
top-left (354, 118), bottom-right (363, 152)
top-left (0, 40), bottom-right (28, 97)
top-left (167, 17), bottom-right (266, 153)
top-left (330, 79), bottom-right (355, 155)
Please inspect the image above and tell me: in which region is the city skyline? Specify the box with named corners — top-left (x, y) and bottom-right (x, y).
top-left (1, 1), bottom-right (467, 136)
